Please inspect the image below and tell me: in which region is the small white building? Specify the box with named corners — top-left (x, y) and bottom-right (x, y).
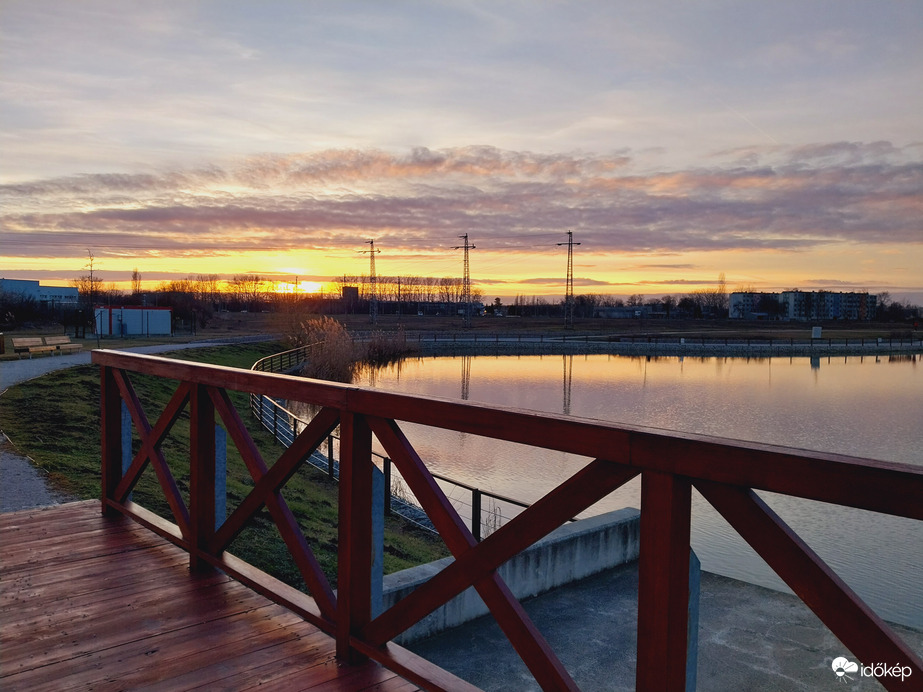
top-left (0, 278), bottom-right (79, 306)
top-left (94, 306), bottom-right (172, 336)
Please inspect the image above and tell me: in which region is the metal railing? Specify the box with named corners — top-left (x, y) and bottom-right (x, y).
top-left (407, 331), bottom-right (922, 351)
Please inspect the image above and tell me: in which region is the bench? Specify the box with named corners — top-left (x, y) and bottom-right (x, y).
top-left (11, 337), bottom-right (56, 359)
top-left (43, 335), bottom-right (83, 354)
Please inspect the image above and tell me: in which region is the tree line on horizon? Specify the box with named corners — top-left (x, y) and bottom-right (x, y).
top-left (1, 268), bottom-right (918, 330)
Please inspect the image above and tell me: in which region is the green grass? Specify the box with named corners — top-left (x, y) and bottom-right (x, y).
top-left (0, 341), bottom-right (448, 589)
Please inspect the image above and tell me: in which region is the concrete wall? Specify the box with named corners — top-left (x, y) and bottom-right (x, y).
top-left (381, 507), bottom-right (640, 643)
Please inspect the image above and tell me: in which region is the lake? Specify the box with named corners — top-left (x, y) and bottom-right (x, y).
top-left (356, 352), bottom-right (923, 628)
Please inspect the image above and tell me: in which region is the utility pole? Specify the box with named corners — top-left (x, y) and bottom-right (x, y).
top-left (557, 231), bottom-right (581, 329)
top-left (359, 240), bottom-right (380, 324)
top-left (452, 234), bottom-right (476, 328)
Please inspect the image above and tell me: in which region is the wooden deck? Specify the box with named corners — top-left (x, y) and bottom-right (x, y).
top-left (0, 501), bottom-right (418, 692)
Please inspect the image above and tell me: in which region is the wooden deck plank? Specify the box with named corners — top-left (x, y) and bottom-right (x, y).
top-left (0, 502), bottom-right (419, 692)
top-left (0, 518), bottom-right (156, 569)
top-left (0, 502), bottom-right (139, 543)
top-left (0, 544), bottom-right (188, 607)
top-left (6, 612), bottom-right (328, 691)
top-left (138, 631), bottom-right (339, 691)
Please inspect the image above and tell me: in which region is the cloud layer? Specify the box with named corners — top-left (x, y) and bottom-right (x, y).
top-left (3, 143), bottom-right (920, 265)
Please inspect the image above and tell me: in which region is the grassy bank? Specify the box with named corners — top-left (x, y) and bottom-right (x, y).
top-left (0, 341), bottom-right (447, 587)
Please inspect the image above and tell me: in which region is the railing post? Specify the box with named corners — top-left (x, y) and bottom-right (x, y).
top-left (189, 383), bottom-right (216, 573)
top-left (337, 411), bottom-right (374, 662)
top-left (637, 470), bottom-right (693, 692)
top-left (100, 365), bottom-right (122, 517)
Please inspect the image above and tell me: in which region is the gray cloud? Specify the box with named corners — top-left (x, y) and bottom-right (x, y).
top-left (2, 144), bottom-right (921, 263)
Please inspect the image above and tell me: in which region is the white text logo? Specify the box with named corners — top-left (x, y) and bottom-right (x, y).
top-left (831, 656), bottom-right (912, 684)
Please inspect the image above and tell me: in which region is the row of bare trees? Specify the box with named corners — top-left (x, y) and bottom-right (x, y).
top-left (334, 275), bottom-right (484, 306)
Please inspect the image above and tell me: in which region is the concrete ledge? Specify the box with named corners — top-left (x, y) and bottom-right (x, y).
top-left (382, 507), bottom-right (640, 643)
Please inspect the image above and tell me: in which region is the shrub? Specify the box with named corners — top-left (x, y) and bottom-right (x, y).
top-left (297, 316), bottom-right (359, 383)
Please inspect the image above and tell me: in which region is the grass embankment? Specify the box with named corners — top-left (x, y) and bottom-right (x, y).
top-left (0, 341), bottom-right (447, 587)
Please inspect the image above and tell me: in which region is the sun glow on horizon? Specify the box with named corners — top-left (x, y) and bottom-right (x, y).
top-left (274, 280), bottom-right (325, 294)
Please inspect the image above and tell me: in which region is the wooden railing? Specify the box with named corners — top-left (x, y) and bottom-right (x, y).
top-left (94, 349), bottom-right (923, 691)
top-left (249, 382), bottom-right (536, 539)
top-left (250, 343), bottom-right (535, 539)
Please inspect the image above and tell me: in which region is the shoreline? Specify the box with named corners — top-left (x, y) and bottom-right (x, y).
top-left (415, 337), bottom-right (922, 358)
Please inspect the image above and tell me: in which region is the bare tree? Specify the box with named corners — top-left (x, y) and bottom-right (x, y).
top-left (72, 250), bottom-right (104, 310)
top-left (662, 295), bottom-right (676, 317)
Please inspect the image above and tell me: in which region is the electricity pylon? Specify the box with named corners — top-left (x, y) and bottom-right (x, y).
top-left (557, 231), bottom-right (581, 329)
top-left (359, 239), bottom-right (380, 324)
top-left (451, 234), bottom-right (476, 328)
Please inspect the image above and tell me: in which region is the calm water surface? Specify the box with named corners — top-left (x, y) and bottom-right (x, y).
top-left (357, 353), bottom-right (922, 628)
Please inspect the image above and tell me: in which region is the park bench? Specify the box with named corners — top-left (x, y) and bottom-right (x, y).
top-left (11, 337), bottom-right (55, 358)
top-left (43, 335), bottom-right (83, 354)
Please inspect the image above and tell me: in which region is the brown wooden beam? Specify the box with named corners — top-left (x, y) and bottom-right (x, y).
top-left (189, 383), bottom-right (216, 573)
top-left (636, 470), bottom-right (692, 692)
top-left (337, 411), bottom-right (374, 663)
top-left (208, 387), bottom-right (338, 621)
top-left (695, 480), bottom-right (923, 691)
top-left (100, 366), bottom-right (122, 517)
top-left (369, 416), bottom-right (579, 691)
top-left (363, 456), bottom-right (638, 646)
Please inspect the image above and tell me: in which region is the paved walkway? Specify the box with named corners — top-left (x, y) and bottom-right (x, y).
top-left (0, 334), bottom-right (277, 389)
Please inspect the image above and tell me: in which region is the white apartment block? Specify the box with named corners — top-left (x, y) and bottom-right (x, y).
top-left (730, 291), bottom-right (877, 321)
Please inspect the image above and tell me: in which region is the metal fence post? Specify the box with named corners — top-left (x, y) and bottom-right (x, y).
top-left (472, 488), bottom-right (482, 541)
top-left (328, 435), bottom-right (335, 478)
top-left (383, 457), bottom-right (392, 516)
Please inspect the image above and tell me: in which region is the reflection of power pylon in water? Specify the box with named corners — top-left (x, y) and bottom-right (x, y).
top-left (461, 355), bottom-right (472, 400)
top-left (562, 354), bottom-right (573, 415)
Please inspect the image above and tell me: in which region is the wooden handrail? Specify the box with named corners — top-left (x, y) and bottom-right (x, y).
top-left (93, 349), bottom-right (923, 691)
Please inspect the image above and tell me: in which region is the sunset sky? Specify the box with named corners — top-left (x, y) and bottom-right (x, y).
top-left (2, 1), bottom-right (922, 302)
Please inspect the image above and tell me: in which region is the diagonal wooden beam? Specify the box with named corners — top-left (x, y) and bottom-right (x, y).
top-left (367, 416), bottom-right (579, 692)
top-left (211, 404), bottom-right (340, 552)
top-left (113, 379), bottom-right (191, 503)
top-left (208, 387), bottom-right (337, 621)
top-left (695, 480), bottom-right (923, 691)
top-left (364, 456), bottom-right (638, 646)
top-left (111, 370), bottom-right (191, 538)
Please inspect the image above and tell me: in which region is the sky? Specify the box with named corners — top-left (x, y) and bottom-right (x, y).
top-left (1, 1), bottom-right (922, 302)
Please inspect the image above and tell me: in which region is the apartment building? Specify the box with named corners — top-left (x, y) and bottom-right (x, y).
top-left (730, 290), bottom-right (877, 321)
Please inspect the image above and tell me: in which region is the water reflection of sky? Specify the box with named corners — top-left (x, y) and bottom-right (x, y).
top-left (358, 353), bottom-right (922, 628)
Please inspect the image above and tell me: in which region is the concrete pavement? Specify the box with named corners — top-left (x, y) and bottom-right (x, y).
top-left (409, 562), bottom-right (923, 691)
